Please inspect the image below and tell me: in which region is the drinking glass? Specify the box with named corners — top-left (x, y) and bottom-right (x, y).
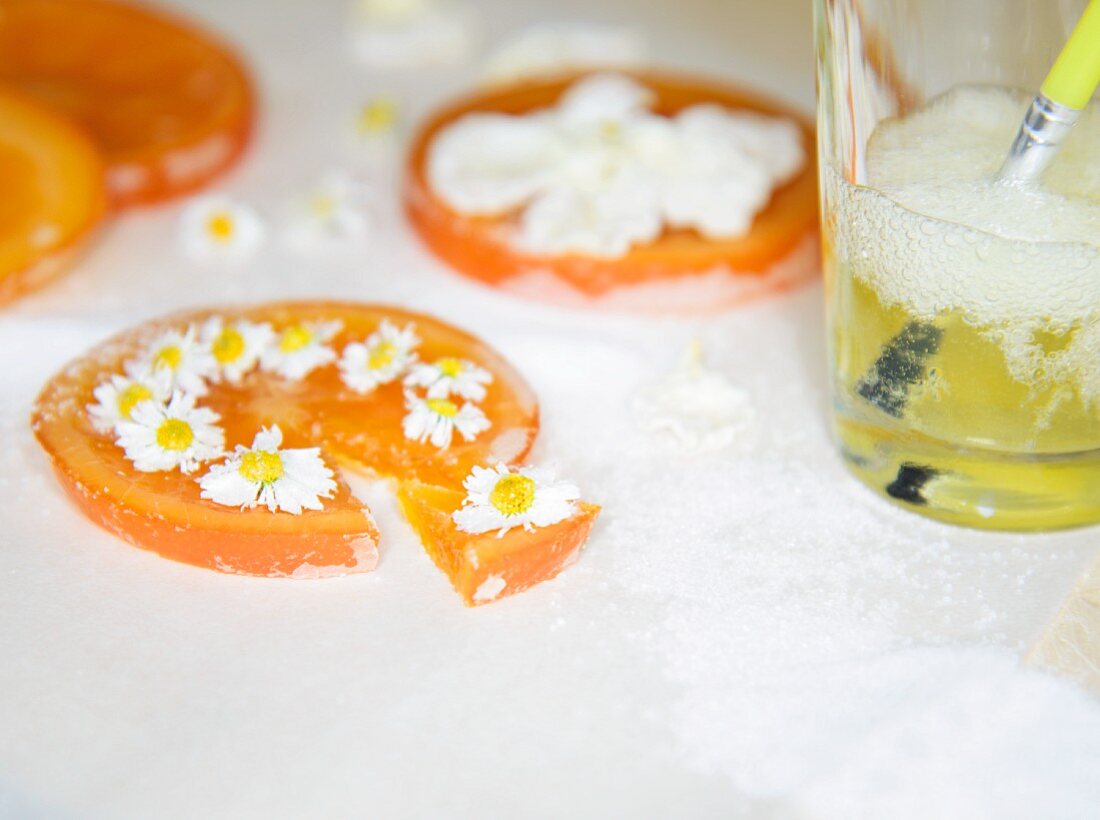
top-left (814, 0), bottom-right (1100, 529)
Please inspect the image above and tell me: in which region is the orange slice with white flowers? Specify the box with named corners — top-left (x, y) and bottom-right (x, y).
top-left (0, 89), bottom-right (106, 305)
top-left (31, 301), bottom-right (539, 578)
top-left (398, 478), bottom-right (600, 606)
top-left (0, 0), bottom-right (254, 208)
top-left (405, 70), bottom-right (818, 312)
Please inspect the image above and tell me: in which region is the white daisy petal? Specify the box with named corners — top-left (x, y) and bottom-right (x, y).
top-left (285, 172), bottom-right (371, 252)
top-left (200, 316), bottom-right (276, 384)
top-left (427, 113), bottom-right (561, 214)
top-left (339, 319), bottom-right (420, 394)
top-left (452, 461), bottom-right (580, 536)
top-left (403, 356), bottom-right (492, 400)
top-left (127, 325), bottom-right (218, 397)
top-left (555, 73), bottom-right (655, 131)
top-left (402, 391), bottom-right (490, 449)
top-left (518, 179), bottom-right (663, 258)
top-left (87, 369), bottom-right (172, 434)
top-left (116, 391), bottom-right (225, 474)
top-left (179, 195), bottom-right (265, 263)
top-left (260, 320), bottom-right (343, 381)
top-left (198, 425), bottom-right (336, 514)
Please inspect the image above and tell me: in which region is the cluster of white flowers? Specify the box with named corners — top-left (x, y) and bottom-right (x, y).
top-left (179, 173), bottom-right (371, 262)
top-left (427, 72), bottom-right (806, 258)
top-left (86, 318), bottom-right (346, 514)
top-left (85, 315), bottom-right (503, 513)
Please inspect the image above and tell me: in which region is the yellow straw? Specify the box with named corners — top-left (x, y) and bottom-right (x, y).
top-left (1041, 0), bottom-right (1100, 111)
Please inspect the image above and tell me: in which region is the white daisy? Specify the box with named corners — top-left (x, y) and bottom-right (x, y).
top-left (339, 319), bottom-right (420, 394)
top-left (632, 340), bottom-right (755, 452)
top-left (402, 391), bottom-right (490, 449)
top-left (452, 463), bottom-right (580, 537)
top-left (404, 356), bottom-right (492, 401)
top-left (116, 392), bottom-right (224, 474)
top-left (198, 425), bottom-right (337, 514)
top-left (260, 320), bottom-right (343, 381)
top-left (127, 325), bottom-right (218, 396)
top-left (87, 369), bottom-right (172, 434)
top-left (284, 172), bottom-right (370, 251)
top-left (350, 0), bottom-right (474, 69)
top-left (179, 195), bottom-right (265, 263)
top-left (200, 316), bottom-right (276, 384)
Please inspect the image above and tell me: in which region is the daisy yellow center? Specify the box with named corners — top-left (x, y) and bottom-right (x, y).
top-left (489, 475), bottom-right (536, 516)
top-left (309, 194), bottom-right (336, 218)
top-left (212, 327), bottom-right (246, 364)
top-left (437, 357), bottom-right (463, 378)
top-left (600, 119), bottom-right (622, 141)
top-left (239, 450), bottom-right (284, 484)
top-left (427, 398), bottom-right (458, 418)
top-left (116, 383), bottom-right (153, 419)
top-left (368, 341), bottom-right (396, 369)
top-left (279, 325), bottom-right (313, 353)
top-left (156, 418), bottom-right (194, 452)
top-left (358, 97), bottom-right (397, 134)
top-left (153, 345), bottom-right (182, 371)
top-left (206, 211), bottom-right (236, 243)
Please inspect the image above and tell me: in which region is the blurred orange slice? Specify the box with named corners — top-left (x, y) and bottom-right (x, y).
top-left (0, 0), bottom-right (254, 207)
top-left (0, 89), bottom-right (105, 305)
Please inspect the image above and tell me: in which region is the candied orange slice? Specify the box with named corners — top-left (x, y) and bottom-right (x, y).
top-left (0, 0), bottom-right (254, 208)
top-left (398, 480), bottom-right (600, 606)
top-left (0, 89), bottom-right (105, 305)
top-left (31, 302), bottom-right (539, 578)
top-left (405, 70), bottom-right (819, 311)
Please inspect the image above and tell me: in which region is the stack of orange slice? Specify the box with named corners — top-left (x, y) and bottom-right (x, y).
top-left (0, 0), bottom-right (254, 304)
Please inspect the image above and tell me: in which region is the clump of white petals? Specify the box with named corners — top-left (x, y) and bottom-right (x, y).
top-left (404, 357), bottom-right (492, 400)
top-left (199, 425), bottom-right (337, 514)
top-left (349, 0), bottom-right (474, 69)
top-left (452, 463), bottom-right (579, 537)
top-left (201, 317), bottom-right (275, 384)
top-left (284, 173), bottom-right (370, 252)
top-left (633, 340), bottom-right (755, 453)
top-left (426, 72), bottom-right (805, 258)
top-left (87, 369), bottom-right (172, 434)
top-left (402, 391), bottom-right (490, 449)
top-left (179, 195), bottom-right (266, 263)
top-left (482, 24), bottom-right (647, 86)
top-left (127, 325), bottom-right (218, 397)
top-left (116, 392), bottom-right (225, 473)
top-left (261, 320), bottom-right (343, 381)
top-left (339, 319), bottom-right (420, 394)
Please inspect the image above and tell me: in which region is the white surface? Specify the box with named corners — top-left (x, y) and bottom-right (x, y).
top-left (1, 1), bottom-right (1099, 818)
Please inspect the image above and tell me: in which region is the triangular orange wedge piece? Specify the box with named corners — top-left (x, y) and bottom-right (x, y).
top-left (397, 480), bottom-right (600, 606)
top-left (0, 89), bottom-right (105, 305)
top-left (405, 70), bottom-right (818, 311)
top-left (0, 0), bottom-right (254, 207)
top-left (31, 302), bottom-right (539, 578)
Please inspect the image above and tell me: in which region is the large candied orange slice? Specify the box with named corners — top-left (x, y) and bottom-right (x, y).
top-left (0, 0), bottom-right (254, 208)
top-left (31, 302), bottom-right (539, 578)
top-left (0, 89), bottom-right (105, 305)
top-left (398, 480), bottom-right (600, 606)
top-left (405, 70), bottom-right (819, 311)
